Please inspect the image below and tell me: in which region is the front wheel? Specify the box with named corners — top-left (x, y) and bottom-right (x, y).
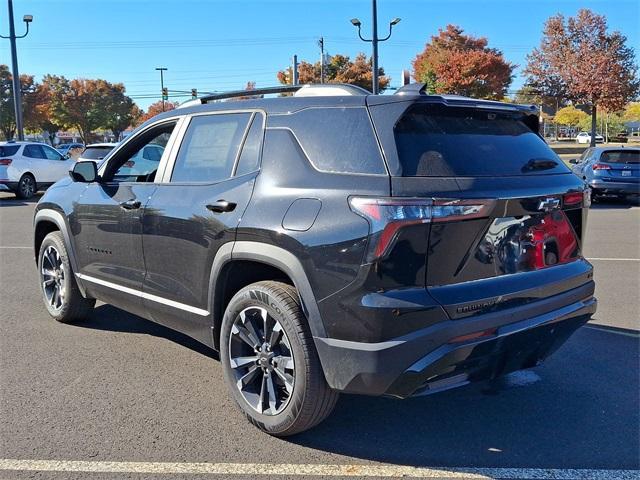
top-left (38, 231), bottom-right (95, 323)
top-left (220, 281), bottom-right (338, 436)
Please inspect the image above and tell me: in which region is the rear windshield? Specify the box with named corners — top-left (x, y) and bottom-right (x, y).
top-left (82, 146), bottom-right (113, 160)
top-left (394, 104), bottom-right (569, 176)
top-left (600, 150), bottom-right (639, 164)
top-left (0, 145), bottom-right (20, 156)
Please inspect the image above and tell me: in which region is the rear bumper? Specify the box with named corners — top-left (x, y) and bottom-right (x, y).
top-left (590, 179), bottom-right (640, 196)
top-left (315, 281), bottom-right (596, 397)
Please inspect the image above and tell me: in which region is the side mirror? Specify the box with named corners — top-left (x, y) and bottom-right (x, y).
top-left (69, 161), bottom-right (98, 183)
top-left (569, 159), bottom-right (579, 164)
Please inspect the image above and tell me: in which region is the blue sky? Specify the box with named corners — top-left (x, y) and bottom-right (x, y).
top-left (1, 0), bottom-right (638, 111)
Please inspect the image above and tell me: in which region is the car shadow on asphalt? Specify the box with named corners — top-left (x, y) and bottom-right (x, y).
top-left (0, 192), bottom-right (42, 206)
top-left (590, 197), bottom-right (640, 209)
top-left (289, 327), bottom-right (640, 470)
top-left (75, 304), bottom-right (219, 360)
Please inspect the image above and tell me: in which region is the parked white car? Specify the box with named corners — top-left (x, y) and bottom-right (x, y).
top-left (0, 141), bottom-right (75, 199)
top-left (77, 143), bottom-right (118, 163)
top-left (576, 132), bottom-right (604, 144)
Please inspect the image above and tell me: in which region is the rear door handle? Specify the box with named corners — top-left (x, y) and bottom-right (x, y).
top-left (206, 200), bottom-right (237, 213)
top-left (120, 199), bottom-right (141, 210)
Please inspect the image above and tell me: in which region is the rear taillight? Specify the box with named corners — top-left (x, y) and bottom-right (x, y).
top-left (350, 197), bottom-right (495, 261)
top-left (563, 192), bottom-right (583, 208)
top-left (0, 158), bottom-right (12, 166)
top-left (592, 164), bottom-right (611, 170)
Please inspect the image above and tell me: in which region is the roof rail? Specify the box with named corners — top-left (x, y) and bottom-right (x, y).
top-left (199, 85), bottom-right (302, 103)
top-left (394, 83), bottom-right (428, 96)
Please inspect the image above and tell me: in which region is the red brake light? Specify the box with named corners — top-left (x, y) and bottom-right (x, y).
top-left (350, 197), bottom-right (495, 261)
top-left (563, 192), bottom-right (583, 207)
top-left (0, 158), bottom-right (12, 166)
top-left (592, 164), bottom-right (610, 170)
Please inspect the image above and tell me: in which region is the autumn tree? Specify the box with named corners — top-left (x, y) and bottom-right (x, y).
top-left (624, 103), bottom-right (640, 122)
top-left (554, 106), bottom-right (588, 132)
top-left (277, 53), bottom-right (390, 92)
top-left (0, 65), bottom-right (41, 140)
top-left (525, 9), bottom-right (639, 146)
top-left (136, 100), bottom-right (179, 126)
top-left (412, 25), bottom-right (515, 99)
top-left (103, 83), bottom-right (141, 140)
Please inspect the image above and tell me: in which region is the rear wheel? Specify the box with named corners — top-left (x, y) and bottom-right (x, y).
top-left (38, 231), bottom-right (95, 323)
top-left (16, 173), bottom-right (36, 199)
top-left (220, 281), bottom-right (338, 436)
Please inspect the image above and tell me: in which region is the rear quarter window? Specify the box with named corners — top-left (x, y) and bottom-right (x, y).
top-left (0, 145), bottom-right (20, 156)
top-left (271, 107), bottom-right (386, 175)
top-left (394, 104), bottom-right (570, 177)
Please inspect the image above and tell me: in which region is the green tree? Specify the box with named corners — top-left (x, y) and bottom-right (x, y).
top-left (525, 9), bottom-right (639, 146)
top-left (412, 24), bottom-right (515, 99)
top-left (0, 65), bottom-right (40, 140)
top-left (624, 103), bottom-right (640, 122)
top-left (555, 106), bottom-right (588, 129)
top-left (277, 53), bottom-right (390, 92)
top-left (103, 83), bottom-right (141, 140)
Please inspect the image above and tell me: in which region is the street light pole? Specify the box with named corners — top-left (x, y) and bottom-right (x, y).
top-left (350, 2), bottom-right (400, 95)
top-left (155, 67), bottom-right (167, 111)
top-left (1, 0), bottom-right (33, 141)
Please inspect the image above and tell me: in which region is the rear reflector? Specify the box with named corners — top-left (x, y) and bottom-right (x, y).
top-left (592, 164), bottom-right (611, 170)
top-left (449, 328), bottom-right (497, 344)
top-left (350, 197), bottom-right (495, 260)
top-left (0, 158), bottom-right (12, 166)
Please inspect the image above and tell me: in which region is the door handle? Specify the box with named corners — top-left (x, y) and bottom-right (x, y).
top-left (206, 200), bottom-right (237, 213)
top-left (120, 199), bottom-right (141, 210)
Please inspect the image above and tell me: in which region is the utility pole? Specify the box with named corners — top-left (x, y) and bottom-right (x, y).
top-left (318, 37), bottom-right (325, 84)
top-left (350, 1), bottom-right (400, 94)
top-left (292, 55), bottom-right (299, 85)
top-left (155, 67), bottom-right (167, 111)
top-left (0, 0), bottom-right (33, 141)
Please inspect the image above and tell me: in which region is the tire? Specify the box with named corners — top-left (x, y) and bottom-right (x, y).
top-left (220, 280), bottom-right (338, 436)
top-left (15, 173), bottom-right (36, 199)
top-left (38, 231), bottom-right (95, 323)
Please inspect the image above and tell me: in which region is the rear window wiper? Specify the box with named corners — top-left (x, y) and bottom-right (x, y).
top-left (521, 158), bottom-right (559, 172)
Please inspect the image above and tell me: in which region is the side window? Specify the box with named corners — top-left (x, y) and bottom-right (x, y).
top-left (42, 145), bottom-right (64, 160)
top-left (104, 122), bottom-right (177, 183)
top-left (171, 113), bottom-right (251, 183)
top-left (23, 145), bottom-right (46, 159)
top-left (269, 107), bottom-right (385, 174)
top-left (235, 113), bottom-right (264, 176)
top-left (579, 148), bottom-right (592, 162)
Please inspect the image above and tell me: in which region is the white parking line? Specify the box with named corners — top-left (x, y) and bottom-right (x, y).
top-left (0, 460), bottom-right (637, 479)
top-left (587, 257), bottom-right (640, 262)
top-left (0, 246), bottom-right (30, 249)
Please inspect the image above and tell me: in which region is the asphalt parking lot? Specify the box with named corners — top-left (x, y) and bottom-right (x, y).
top-left (0, 192), bottom-right (638, 479)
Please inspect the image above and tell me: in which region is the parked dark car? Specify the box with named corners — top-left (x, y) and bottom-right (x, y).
top-left (33, 83), bottom-right (596, 436)
top-left (570, 146), bottom-right (640, 201)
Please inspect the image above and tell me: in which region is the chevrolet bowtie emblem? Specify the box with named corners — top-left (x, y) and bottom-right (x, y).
top-left (538, 197), bottom-right (561, 212)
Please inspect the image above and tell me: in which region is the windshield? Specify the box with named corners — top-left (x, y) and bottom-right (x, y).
top-left (394, 104), bottom-right (570, 176)
top-left (81, 146), bottom-right (114, 160)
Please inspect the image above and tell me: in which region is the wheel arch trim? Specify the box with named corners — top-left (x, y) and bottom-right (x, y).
top-left (208, 241), bottom-right (327, 344)
top-left (33, 208), bottom-right (86, 295)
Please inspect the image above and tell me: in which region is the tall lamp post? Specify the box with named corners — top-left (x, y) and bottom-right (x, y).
top-left (1, 0), bottom-right (33, 141)
top-left (350, 0), bottom-right (400, 95)
top-left (155, 67), bottom-right (168, 111)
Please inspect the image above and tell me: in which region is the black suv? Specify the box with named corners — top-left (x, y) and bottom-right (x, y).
top-left (33, 83), bottom-right (596, 436)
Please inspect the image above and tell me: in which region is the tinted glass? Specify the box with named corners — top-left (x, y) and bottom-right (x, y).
top-left (82, 146), bottom-right (114, 160)
top-left (235, 114), bottom-right (264, 176)
top-left (43, 145), bottom-right (64, 160)
top-left (277, 107), bottom-right (385, 174)
top-left (394, 104), bottom-right (570, 176)
top-left (172, 113), bottom-right (251, 183)
top-left (0, 145), bottom-right (20, 156)
top-left (600, 150), bottom-right (639, 164)
top-left (23, 145), bottom-right (46, 159)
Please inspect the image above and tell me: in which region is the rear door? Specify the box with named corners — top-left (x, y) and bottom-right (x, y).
top-left (141, 111), bottom-right (263, 343)
top-left (369, 99), bottom-right (591, 319)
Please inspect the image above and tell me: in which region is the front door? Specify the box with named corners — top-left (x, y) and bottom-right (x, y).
top-left (142, 112), bottom-right (263, 343)
top-left (70, 119), bottom-right (181, 314)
